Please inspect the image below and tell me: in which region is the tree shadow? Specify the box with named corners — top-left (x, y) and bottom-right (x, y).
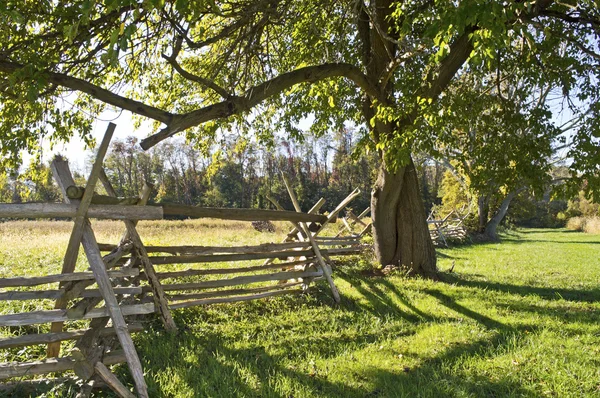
top-left (501, 238), bottom-right (600, 245)
top-left (131, 304), bottom-right (540, 398)
top-left (441, 273), bottom-right (600, 303)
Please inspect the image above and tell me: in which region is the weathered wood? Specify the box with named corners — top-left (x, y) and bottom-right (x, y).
top-left (62, 123), bottom-right (115, 283)
top-left (51, 153), bottom-right (150, 397)
top-left (97, 240), bottom-right (357, 255)
top-left (0, 324), bottom-right (144, 349)
top-left (282, 174), bottom-right (341, 303)
top-left (169, 289), bottom-right (303, 309)
top-left (99, 168), bottom-right (118, 197)
top-left (0, 203), bottom-right (164, 220)
top-left (126, 223), bottom-right (177, 332)
top-left (0, 286), bottom-right (142, 301)
top-left (285, 197), bottom-right (327, 240)
top-left (94, 362), bottom-right (136, 398)
top-left (152, 259), bottom-right (314, 279)
top-left (145, 270), bottom-right (322, 292)
top-left (314, 188), bottom-right (360, 236)
top-left (79, 226), bottom-right (149, 398)
top-left (358, 223), bottom-right (372, 237)
top-left (347, 210), bottom-right (368, 228)
top-left (0, 269), bottom-right (138, 288)
top-left (0, 351), bottom-right (126, 380)
top-left (66, 186), bottom-right (140, 205)
top-left (160, 203), bottom-right (330, 223)
top-left (167, 282), bottom-right (303, 301)
top-left (357, 207), bottom-right (371, 219)
top-left (146, 247), bottom-right (361, 265)
top-left (0, 303), bottom-right (156, 327)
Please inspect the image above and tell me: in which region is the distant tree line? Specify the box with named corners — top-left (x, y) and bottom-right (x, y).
top-left (1, 129), bottom-right (596, 235)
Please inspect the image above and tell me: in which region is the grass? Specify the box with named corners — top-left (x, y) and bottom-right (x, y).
top-left (1, 222), bottom-right (599, 397)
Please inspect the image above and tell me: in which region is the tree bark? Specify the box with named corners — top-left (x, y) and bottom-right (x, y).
top-left (372, 158), bottom-right (438, 279)
top-left (484, 191), bottom-right (516, 240)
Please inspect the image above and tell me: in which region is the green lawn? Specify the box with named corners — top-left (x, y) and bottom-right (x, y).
top-left (1, 225), bottom-right (599, 397)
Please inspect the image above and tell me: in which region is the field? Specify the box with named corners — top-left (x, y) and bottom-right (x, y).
top-left (1, 221), bottom-right (599, 397)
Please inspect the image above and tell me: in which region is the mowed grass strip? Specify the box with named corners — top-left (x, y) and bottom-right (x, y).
top-left (1, 223), bottom-right (599, 397)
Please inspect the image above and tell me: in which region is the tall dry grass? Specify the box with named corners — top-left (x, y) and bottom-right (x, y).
top-left (566, 216), bottom-right (600, 234)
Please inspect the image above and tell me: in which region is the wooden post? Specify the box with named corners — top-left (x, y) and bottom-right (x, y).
top-left (51, 140), bottom-right (149, 397)
top-left (281, 175), bottom-right (341, 303)
top-left (47, 124), bottom-right (115, 358)
top-left (314, 188), bottom-right (361, 237)
top-left (94, 362), bottom-right (136, 398)
top-left (104, 181), bottom-right (177, 332)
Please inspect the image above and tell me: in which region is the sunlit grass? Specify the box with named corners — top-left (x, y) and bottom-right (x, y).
top-left (1, 224), bottom-right (599, 397)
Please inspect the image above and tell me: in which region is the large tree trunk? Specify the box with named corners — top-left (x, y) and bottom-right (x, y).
top-left (484, 191), bottom-right (516, 240)
top-left (371, 158), bottom-right (438, 279)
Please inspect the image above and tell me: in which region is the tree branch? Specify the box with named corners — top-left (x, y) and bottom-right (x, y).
top-left (140, 63), bottom-right (382, 149)
top-left (0, 60), bottom-right (174, 124)
top-left (162, 36), bottom-right (231, 99)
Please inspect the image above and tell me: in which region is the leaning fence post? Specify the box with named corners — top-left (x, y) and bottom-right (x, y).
top-left (281, 174), bottom-right (341, 303)
top-left (47, 123), bottom-right (115, 358)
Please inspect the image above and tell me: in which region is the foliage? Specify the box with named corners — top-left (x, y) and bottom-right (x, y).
top-left (1, 0), bottom-right (598, 191)
top-left (565, 190), bottom-right (600, 218)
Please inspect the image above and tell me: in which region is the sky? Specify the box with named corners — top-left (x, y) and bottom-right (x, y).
top-left (24, 108), bottom-right (154, 174)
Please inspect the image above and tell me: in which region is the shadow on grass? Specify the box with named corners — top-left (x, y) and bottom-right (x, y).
top-left (133, 309), bottom-right (537, 398)
top-left (125, 271), bottom-right (554, 398)
top-left (441, 272), bottom-right (600, 303)
top-left (501, 238), bottom-right (600, 245)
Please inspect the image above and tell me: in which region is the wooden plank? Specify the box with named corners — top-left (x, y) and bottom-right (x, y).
top-left (357, 207), bottom-right (371, 219)
top-left (0, 351), bottom-right (126, 380)
top-left (126, 224), bottom-right (177, 332)
top-left (94, 361), bottom-right (136, 398)
top-left (66, 186), bottom-right (140, 205)
top-left (99, 168), bottom-right (118, 197)
top-left (0, 324), bottom-right (144, 349)
top-left (152, 258), bottom-right (314, 279)
top-left (0, 269), bottom-right (139, 288)
top-left (145, 271), bottom-right (322, 292)
top-left (62, 123), bottom-right (115, 281)
top-left (0, 303), bottom-right (156, 327)
top-left (347, 210), bottom-right (367, 228)
top-left (0, 203), bottom-right (163, 220)
top-left (169, 289), bottom-right (303, 309)
top-left (160, 203), bottom-right (330, 223)
top-left (79, 226), bottom-right (149, 397)
top-left (314, 188), bottom-right (361, 236)
top-left (96, 241), bottom-right (362, 255)
top-left (0, 286), bottom-right (142, 301)
top-left (145, 247), bottom-right (361, 264)
top-left (167, 282), bottom-right (303, 301)
top-left (51, 154), bottom-right (149, 396)
top-left (114, 181), bottom-right (176, 332)
top-left (282, 175), bottom-right (341, 303)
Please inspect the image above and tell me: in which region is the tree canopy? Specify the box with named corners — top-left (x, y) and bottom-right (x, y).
top-left (2, 1), bottom-right (598, 171)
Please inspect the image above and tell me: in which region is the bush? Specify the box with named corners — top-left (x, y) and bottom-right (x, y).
top-left (584, 217), bottom-right (600, 234)
top-left (566, 216), bottom-right (600, 234)
top-left (566, 217), bottom-right (585, 231)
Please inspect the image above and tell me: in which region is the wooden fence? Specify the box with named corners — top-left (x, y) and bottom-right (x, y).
top-left (0, 124), bottom-right (368, 397)
top-left (427, 209), bottom-right (468, 246)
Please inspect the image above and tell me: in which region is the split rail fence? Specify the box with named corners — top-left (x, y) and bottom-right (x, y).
top-left (0, 123), bottom-right (368, 397)
top-left (427, 209), bottom-right (468, 246)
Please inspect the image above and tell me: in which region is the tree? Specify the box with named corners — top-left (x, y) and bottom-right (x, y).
top-left (2, 1), bottom-right (598, 277)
